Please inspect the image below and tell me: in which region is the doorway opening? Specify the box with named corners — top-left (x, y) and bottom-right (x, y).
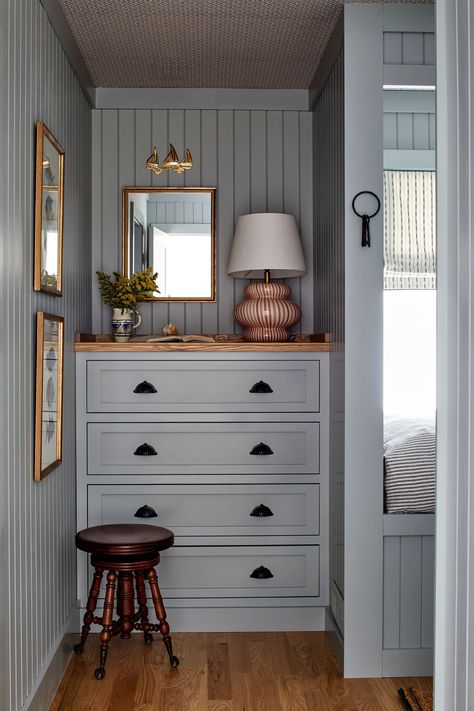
top-left (382, 87), bottom-right (436, 676)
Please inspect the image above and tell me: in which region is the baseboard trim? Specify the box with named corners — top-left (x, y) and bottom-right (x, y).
top-left (167, 606), bottom-right (326, 631)
top-left (22, 603), bottom-right (80, 711)
top-left (84, 606), bottom-right (326, 633)
top-left (325, 607), bottom-right (344, 673)
top-left (382, 648), bottom-right (433, 677)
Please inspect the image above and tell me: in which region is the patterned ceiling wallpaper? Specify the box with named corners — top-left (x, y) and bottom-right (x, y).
top-left (58, 0), bottom-right (433, 89)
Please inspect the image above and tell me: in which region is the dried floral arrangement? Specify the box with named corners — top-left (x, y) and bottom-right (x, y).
top-left (96, 267), bottom-right (159, 312)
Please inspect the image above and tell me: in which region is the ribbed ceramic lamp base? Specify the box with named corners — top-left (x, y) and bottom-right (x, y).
top-left (234, 282), bottom-right (301, 342)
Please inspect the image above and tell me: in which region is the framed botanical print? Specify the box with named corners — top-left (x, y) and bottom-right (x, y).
top-left (34, 121), bottom-right (64, 295)
top-left (34, 312), bottom-right (64, 481)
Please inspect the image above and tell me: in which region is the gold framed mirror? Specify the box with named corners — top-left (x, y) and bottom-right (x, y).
top-left (34, 121), bottom-right (64, 295)
top-left (122, 187), bottom-right (216, 302)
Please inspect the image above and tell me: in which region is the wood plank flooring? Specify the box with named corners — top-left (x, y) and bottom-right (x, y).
top-left (51, 632), bottom-right (432, 711)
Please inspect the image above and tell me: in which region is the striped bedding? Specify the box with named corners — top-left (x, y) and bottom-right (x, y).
top-left (384, 416), bottom-right (436, 513)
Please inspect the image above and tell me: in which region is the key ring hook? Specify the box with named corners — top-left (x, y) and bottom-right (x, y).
top-left (351, 191), bottom-right (381, 219)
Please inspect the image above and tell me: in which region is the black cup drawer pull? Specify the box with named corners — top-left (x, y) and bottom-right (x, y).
top-left (134, 504), bottom-right (158, 518)
top-left (133, 443), bottom-right (157, 456)
top-left (250, 566), bottom-right (274, 580)
top-left (249, 442), bottom-right (274, 456)
top-left (133, 380), bottom-right (157, 394)
top-left (249, 380), bottom-right (273, 394)
top-left (250, 504), bottom-right (274, 517)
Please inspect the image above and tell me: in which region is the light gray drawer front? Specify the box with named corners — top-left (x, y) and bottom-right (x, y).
top-left (86, 360), bottom-right (320, 413)
top-left (87, 484), bottom-right (320, 536)
top-left (159, 546), bottom-right (320, 598)
top-left (90, 546), bottom-right (319, 599)
top-left (87, 422), bottom-right (320, 475)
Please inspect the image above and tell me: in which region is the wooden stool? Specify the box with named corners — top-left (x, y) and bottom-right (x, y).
top-left (74, 523), bottom-right (179, 679)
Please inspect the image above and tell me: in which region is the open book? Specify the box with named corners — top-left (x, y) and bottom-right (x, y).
top-left (146, 334), bottom-right (216, 343)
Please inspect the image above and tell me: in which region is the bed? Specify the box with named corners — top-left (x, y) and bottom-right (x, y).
top-left (382, 415), bottom-right (436, 676)
top-left (384, 415), bottom-right (436, 514)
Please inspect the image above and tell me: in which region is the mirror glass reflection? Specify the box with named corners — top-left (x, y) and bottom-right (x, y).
top-left (123, 188), bottom-right (215, 301)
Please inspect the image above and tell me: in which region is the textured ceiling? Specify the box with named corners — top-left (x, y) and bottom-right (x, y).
top-left (58, 0), bottom-right (433, 89)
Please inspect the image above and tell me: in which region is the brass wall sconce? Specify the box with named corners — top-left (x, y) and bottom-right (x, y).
top-left (146, 144), bottom-right (193, 175)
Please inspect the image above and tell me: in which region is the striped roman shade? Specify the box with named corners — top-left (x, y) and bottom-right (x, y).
top-left (384, 170), bottom-right (436, 289)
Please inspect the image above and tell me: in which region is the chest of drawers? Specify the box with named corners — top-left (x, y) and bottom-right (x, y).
top-left (75, 345), bottom-right (329, 631)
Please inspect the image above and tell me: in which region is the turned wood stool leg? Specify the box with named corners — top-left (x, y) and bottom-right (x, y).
top-left (145, 567), bottom-right (179, 667)
top-left (117, 571), bottom-right (135, 639)
top-left (135, 571), bottom-right (152, 645)
top-left (95, 570), bottom-right (117, 680)
top-left (74, 567), bottom-right (104, 655)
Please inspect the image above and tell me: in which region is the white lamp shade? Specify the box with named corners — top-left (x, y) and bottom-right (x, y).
top-left (227, 212), bottom-right (307, 279)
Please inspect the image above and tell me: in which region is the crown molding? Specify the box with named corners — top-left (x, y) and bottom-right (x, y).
top-left (308, 12), bottom-right (344, 109)
top-left (40, 0), bottom-right (95, 105)
top-left (93, 88), bottom-right (310, 111)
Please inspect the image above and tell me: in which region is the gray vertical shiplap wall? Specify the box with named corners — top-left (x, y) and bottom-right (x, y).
top-left (313, 50), bottom-right (345, 634)
top-left (0, 1), bottom-right (92, 709)
top-left (91, 109), bottom-right (314, 335)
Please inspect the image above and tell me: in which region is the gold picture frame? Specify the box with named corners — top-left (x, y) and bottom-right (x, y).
top-left (122, 187), bottom-right (216, 302)
top-left (34, 312), bottom-right (64, 481)
top-left (34, 121), bottom-right (64, 295)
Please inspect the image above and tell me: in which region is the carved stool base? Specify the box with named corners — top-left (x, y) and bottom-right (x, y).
top-left (74, 524), bottom-right (178, 680)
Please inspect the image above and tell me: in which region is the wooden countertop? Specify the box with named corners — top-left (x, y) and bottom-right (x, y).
top-left (74, 334), bottom-right (332, 353)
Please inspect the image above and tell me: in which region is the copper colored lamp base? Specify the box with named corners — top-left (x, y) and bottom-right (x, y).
top-left (234, 282), bottom-right (301, 342)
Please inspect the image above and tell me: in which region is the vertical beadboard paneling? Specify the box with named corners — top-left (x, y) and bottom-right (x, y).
top-left (313, 50), bottom-right (345, 631)
top-left (283, 112), bottom-right (301, 317)
top-left (298, 111), bottom-right (313, 334)
top-left (217, 110), bottom-right (235, 334)
top-left (383, 537), bottom-right (401, 648)
top-left (383, 32), bottom-right (435, 65)
top-left (0, 2), bottom-right (92, 709)
top-left (233, 110), bottom-right (251, 327)
top-left (184, 109), bottom-right (203, 334)
top-left (91, 108), bottom-right (313, 335)
top-left (168, 109), bottom-right (186, 332)
top-left (399, 536), bottom-right (422, 648)
top-left (383, 535), bottom-right (435, 652)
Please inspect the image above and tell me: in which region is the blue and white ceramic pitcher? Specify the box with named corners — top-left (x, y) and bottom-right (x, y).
top-left (111, 308), bottom-right (142, 342)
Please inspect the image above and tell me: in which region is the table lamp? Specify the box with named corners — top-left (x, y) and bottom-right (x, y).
top-left (227, 213), bottom-right (307, 342)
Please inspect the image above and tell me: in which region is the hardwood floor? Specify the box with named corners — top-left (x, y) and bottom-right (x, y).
top-left (51, 632), bottom-right (432, 711)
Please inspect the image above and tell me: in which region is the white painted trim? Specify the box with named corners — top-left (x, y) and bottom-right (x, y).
top-left (384, 65), bottom-right (436, 88)
top-left (382, 648), bottom-right (433, 677)
top-left (434, 0), bottom-right (474, 708)
top-left (383, 513), bottom-right (435, 537)
top-left (344, 3), bottom-right (384, 678)
top-left (21, 604), bottom-right (80, 711)
top-left (382, 5), bottom-right (435, 33)
top-left (94, 88), bottom-right (310, 111)
top-left (384, 149), bottom-right (436, 171)
top-left (383, 89), bottom-right (435, 113)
